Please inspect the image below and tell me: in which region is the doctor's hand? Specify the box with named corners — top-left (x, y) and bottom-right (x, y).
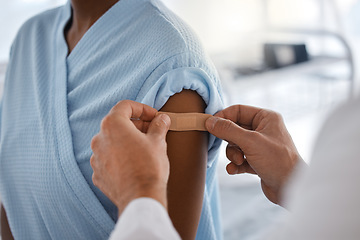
top-left (90, 100), bottom-right (171, 215)
top-left (206, 105), bottom-right (304, 205)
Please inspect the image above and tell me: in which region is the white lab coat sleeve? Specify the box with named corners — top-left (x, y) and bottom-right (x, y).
top-left (267, 97), bottom-right (360, 240)
top-left (109, 198), bottom-right (181, 240)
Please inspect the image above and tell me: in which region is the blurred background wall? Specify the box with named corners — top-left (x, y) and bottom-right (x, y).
top-left (0, 1), bottom-right (359, 239)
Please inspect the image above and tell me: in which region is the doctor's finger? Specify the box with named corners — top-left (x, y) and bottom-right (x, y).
top-left (206, 116), bottom-right (256, 149)
top-left (131, 119), bottom-right (151, 133)
top-left (110, 100), bottom-right (157, 121)
top-left (90, 134), bottom-right (101, 152)
top-left (90, 154), bottom-right (102, 174)
top-left (100, 114), bottom-right (135, 136)
top-left (226, 162), bottom-right (257, 175)
top-left (214, 105), bottom-right (263, 128)
top-left (226, 144), bottom-right (245, 165)
top-left (147, 114), bottom-right (171, 140)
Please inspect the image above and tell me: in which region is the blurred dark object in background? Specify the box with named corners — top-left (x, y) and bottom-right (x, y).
top-left (264, 43), bottom-right (309, 69)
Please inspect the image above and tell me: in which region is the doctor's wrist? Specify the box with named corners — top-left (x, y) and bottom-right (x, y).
top-left (116, 181), bottom-right (168, 216)
top-left (134, 183), bottom-right (168, 209)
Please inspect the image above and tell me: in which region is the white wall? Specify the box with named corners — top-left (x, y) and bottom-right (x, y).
top-left (163, 0), bottom-right (358, 55)
top-left (0, 0), bottom-right (358, 61)
top-left (0, 0), bottom-right (66, 62)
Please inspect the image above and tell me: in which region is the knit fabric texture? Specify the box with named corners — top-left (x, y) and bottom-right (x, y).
top-left (0, 0), bottom-right (224, 239)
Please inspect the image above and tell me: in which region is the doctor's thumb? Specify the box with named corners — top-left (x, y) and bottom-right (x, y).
top-left (147, 114), bottom-right (171, 139)
top-left (206, 116), bottom-right (250, 147)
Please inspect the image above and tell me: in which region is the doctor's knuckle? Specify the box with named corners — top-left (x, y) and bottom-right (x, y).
top-left (90, 155), bottom-right (96, 167)
top-left (92, 174), bottom-right (98, 186)
top-left (225, 146), bottom-right (235, 159)
top-left (120, 99), bottom-right (132, 105)
top-left (100, 115), bottom-right (113, 131)
top-left (117, 100), bottom-right (132, 109)
top-left (90, 136), bottom-right (99, 150)
top-left (269, 111), bottom-right (283, 122)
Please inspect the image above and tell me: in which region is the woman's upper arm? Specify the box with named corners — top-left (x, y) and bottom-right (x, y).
top-left (1, 204), bottom-right (14, 240)
top-left (160, 89), bottom-right (208, 240)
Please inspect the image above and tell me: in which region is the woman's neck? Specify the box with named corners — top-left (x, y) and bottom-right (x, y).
top-left (66, 0), bottom-right (119, 53)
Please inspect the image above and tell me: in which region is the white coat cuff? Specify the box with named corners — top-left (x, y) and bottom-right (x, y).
top-left (109, 198), bottom-right (181, 240)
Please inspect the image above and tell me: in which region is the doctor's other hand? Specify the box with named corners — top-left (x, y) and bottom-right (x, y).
top-left (206, 105), bottom-right (304, 205)
top-left (90, 100), bottom-right (171, 214)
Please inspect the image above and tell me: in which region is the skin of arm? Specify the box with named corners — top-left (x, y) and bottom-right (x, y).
top-left (1, 205), bottom-right (14, 240)
top-left (160, 89), bottom-right (208, 240)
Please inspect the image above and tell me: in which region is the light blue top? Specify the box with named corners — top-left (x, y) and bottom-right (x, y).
top-left (0, 0), bottom-right (224, 239)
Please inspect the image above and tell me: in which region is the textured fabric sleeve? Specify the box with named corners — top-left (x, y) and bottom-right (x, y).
top-left (137, 65), bottom-right (224, 168)
top-left (109, 198), bottom-right (181, 240)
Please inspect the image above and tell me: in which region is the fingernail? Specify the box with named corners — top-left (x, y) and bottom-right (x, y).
top-left (206, 116), bottom-right (218, 131)
top-left (159, 114), bottom-right (171, 127)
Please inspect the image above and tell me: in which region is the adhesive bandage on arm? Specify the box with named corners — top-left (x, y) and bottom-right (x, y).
top-left (157, 112), bottom-right (212, 131)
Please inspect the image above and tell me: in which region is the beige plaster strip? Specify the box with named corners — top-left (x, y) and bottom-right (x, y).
top-left (157, 112), bottom-right (212, 131)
